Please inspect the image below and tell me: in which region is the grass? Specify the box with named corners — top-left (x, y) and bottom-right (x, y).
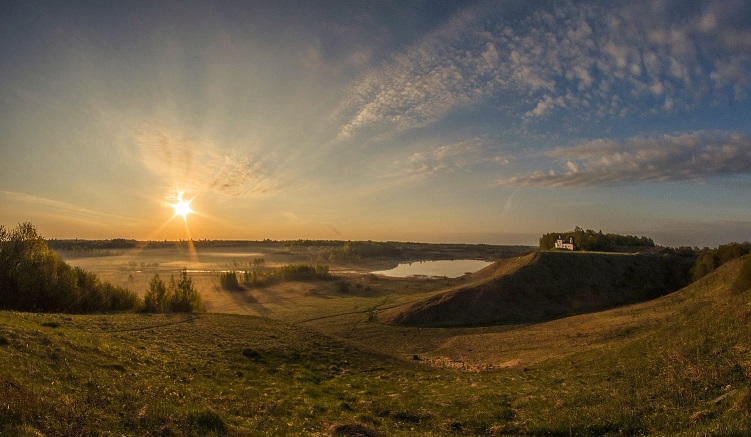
top-left (1, 254), bottom-right (750, 435)
top-left (0, 312), bottom-right (524, 435)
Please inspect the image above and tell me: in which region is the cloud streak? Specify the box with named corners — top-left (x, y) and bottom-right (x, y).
top-left (498, 131), bottom-right (751, 188)
top-left (0, 191), bottom-right (150, 225)
top-left (384, 137), bottom-right (511, 180)
top-left (136, 126), bottom-right (274, 197)
top-left (335, 0), bottom-right (751, 140)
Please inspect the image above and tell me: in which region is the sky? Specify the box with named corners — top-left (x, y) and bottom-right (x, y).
top-left (1, 0), bottom-right (750, 247)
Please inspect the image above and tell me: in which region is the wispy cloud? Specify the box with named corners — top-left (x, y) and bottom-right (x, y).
top-left (384, 137), bottom-right (511, 180)
top-left (335, 0), bottom-right (751, 140)
top-left (498, 131), bottom-right (751, 188)
top-left (136, 126), bottom-right (274, 197)
top-left (0, 191), bottom-right (150, 225)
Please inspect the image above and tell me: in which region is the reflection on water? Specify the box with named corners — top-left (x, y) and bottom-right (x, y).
top-left (370, 259), bottom-right (493, 278)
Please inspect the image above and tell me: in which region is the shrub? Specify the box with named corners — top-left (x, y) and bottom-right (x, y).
top-left (143, 269), bottom-right (203, 313)
top-left (731, 255), bottom-right (751, 294)
top-left (219, 271), bottom-right (241, 290)
top-left (186, 410), bottom-right (226, 434)
top-left (241, 264), bottom-right (331, 286)
top-left (242, 269), bottom-right (266, 286)
top-left (277, 264), bottom-right (331, 281)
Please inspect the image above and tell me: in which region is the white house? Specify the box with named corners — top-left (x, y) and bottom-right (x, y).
top-left (554, 236), bottom-right (576, 250)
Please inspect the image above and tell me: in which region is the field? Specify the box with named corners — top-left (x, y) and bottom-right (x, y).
top-left (54, 241), bottom-right (530, 320)
top-left (1, 242), bottom-right (750, 435)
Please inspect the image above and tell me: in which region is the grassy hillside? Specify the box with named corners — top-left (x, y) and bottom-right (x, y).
top-left (315, 256), bottom-right (751, 434)
top-left (383, 251), bottom-right (692, 326)
top-left (0, 257), bottom-right (750, 435)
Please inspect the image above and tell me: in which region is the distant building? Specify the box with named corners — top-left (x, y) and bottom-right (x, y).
top-left (554, 236), bottom-right (576, 250)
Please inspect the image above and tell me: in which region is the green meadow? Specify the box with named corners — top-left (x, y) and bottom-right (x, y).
top-left (1, 236), bottom-right (750, 435)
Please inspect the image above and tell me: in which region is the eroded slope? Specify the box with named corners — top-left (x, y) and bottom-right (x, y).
top-left (384, 251), bottom-right (691, 326)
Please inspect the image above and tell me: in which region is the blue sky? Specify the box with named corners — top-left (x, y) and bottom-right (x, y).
top-left (1, 0), bottom-right (750, 246)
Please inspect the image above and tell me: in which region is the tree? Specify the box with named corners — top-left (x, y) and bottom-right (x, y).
top-left (219, 271), bottom-right (241, 291)
top-left (144, 274), bottom-right (169, 312)
top-left (168, 268), bottom-right (203, 313)
top-left (0, 222), bottom-right (140, 313)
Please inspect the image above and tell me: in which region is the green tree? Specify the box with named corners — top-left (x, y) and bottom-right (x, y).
top-left (144, 274), bottom-right (169, 312)
top-left (0, 222), bottom-right (140, 313)
top-left (168, 268), bottom-right (203, 313)
top-left (219, 271), bottom-right (241, 290)
top-left (691, 242), bottom-right (751, 282)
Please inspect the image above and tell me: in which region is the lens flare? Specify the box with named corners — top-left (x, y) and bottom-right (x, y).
top-left (170, 192), bottom-right (193, 221)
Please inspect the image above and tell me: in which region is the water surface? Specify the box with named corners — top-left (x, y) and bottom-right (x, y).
top-left (371, 259), bottom-right (493, 278)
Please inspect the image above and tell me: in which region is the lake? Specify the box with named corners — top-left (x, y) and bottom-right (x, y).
top-left (371, 259), bottom-right (493, 278)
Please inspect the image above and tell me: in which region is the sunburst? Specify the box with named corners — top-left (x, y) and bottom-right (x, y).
top-left (169, 192), bottom-right (194, 221)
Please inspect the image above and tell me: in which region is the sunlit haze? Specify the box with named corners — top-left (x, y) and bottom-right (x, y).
top-left (2, 1), bottom-right (750, 247)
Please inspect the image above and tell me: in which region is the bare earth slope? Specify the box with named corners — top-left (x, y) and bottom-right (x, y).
top-left (383, 251), bottom-right (691, 326)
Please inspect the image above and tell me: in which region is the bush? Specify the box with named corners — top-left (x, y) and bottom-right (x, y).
top-left (144, 269), bottom-right (203, 313)
top-left (219, 271), bottom-right (241, 291)
top-left (186, 409), bottom-right (226, 434)
top-left (277, 264), bottom-right (331, 281)
top-left (0, 222), bottom-right (140, 313)
top-left (241, 264), bottom-right (331, 286)
top-left (731, 255), bottom-right (751, 294)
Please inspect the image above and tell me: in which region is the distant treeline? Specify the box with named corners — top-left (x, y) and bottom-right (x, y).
top-left (48, 238), bottom-right (139, 251)
top-left (540, 227), bottom-right (655, 251)
top-left (320, 241), bottom-right (402, 262)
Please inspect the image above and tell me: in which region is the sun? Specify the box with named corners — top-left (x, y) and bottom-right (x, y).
top-left (169, 192), bottom-right (194, 220)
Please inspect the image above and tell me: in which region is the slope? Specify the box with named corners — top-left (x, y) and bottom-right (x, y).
top-left (383, 250), bottom-right (692, 326)
top-left (315, 255), bottom-right (751, 435)
top-left (0, 257), bottom-right (749, 435)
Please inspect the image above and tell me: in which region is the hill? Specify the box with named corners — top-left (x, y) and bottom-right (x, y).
top-left (382, 251), bottom-right (692, 326)
top-left (0, 257), bottom-right (750, 435)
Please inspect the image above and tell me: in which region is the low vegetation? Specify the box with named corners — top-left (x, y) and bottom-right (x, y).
top-left (242, 264), bottom-right (332, 286)
top-left (218, 271), bottom-right (241, 291)
top-left (732, 254), bottom-right (751, 294)
top-left (143, 270), bottom-right (204, 313)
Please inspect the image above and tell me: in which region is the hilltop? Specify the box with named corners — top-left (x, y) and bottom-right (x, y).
top-left (382, 250), bottom-right (693, 326)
